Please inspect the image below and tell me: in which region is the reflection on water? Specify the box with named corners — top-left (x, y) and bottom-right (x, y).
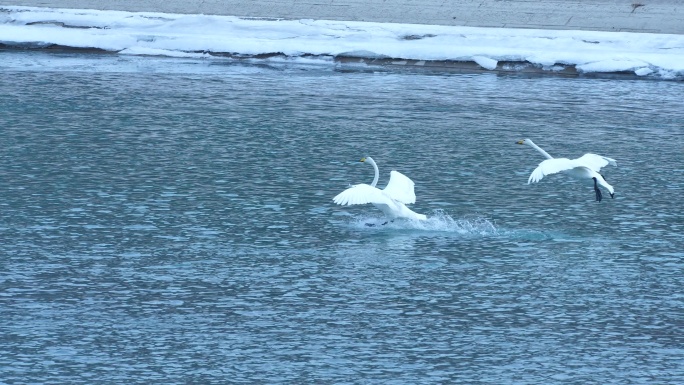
top-left (1, 52), bottom-right (683, 384)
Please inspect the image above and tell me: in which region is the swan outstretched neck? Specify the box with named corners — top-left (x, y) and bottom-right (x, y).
top-left (517, 139), bottom-right (617, 202)
top-left (333, 156), bottom-right (427, 221)
top-left (517, 138), bottom-right (553, 159)
top-left (362, 157), bottom-right (380, 187)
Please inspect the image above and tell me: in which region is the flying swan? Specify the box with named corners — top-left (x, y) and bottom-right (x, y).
top-left (516, 138), bottom-right (617, 202)
top-left (333, 156), bottom-right (427, 224)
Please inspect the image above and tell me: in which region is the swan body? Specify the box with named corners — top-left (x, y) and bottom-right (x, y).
top-left (517, 139), bottom-right (617, 202)
top-left (333, 157), bottom-right (427, 221)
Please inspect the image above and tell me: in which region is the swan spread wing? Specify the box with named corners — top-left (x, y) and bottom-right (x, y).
top-left (575, 153), bottom-right (617, 171)
top-left (382, 170), bottom-right (417, 204)
top-left (528, 158), bottom-right (580, 183)
top-left (333, 184), bottom-right (394, 206)
top-left (529, 153), bottom-right (617, 184)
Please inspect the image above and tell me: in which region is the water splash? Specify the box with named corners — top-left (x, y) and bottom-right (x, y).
top-left (346, 210), bottom-right (498, 236)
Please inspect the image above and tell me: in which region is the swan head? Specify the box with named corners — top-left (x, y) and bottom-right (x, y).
top-left (360, 156), bottom-right (375, 164)
top-left (516, 139), bottom-right (533, 146)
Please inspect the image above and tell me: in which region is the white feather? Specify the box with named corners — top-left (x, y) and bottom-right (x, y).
top-left (333, 184), bottom-right (392, 206)
top-left (383, 170), bottom-right (417, 204)
top-left (528, 157), bottom-right (581, 183)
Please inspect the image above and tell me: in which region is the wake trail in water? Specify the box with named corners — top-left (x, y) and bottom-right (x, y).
top-left (345, 210), bottom-right (498, 236)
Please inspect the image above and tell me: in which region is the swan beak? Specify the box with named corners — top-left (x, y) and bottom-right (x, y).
top-left (360, 157), bottom-right (366, 162)
top-left (516, 140), bottom-right (524, 145)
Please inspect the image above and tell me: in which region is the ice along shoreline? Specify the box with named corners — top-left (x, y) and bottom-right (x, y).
top-left (1, 4), bottom-right (683, 80)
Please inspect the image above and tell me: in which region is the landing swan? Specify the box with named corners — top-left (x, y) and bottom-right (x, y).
top-left (517, 138), bottom-right (617, 202)
top-left (333, 156), bottom-right (427, 222)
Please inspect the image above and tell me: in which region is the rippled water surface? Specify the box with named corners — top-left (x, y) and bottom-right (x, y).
top-left (1, 52), bottom-right (683, 384)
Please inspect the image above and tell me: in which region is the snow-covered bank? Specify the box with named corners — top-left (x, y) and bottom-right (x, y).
top-left (6, 0), bottom-right (684, 34)
top-left (1, 6), bottom-right (683, 79)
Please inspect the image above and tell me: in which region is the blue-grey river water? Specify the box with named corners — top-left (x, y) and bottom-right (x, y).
top-left (1, 52), bottom-right (683, 384)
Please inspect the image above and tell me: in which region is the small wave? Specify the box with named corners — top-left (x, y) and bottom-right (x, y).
top-left (346, 210), bottom-right (498, 236)
top-left (495, 228), bottom-right (562, 241)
